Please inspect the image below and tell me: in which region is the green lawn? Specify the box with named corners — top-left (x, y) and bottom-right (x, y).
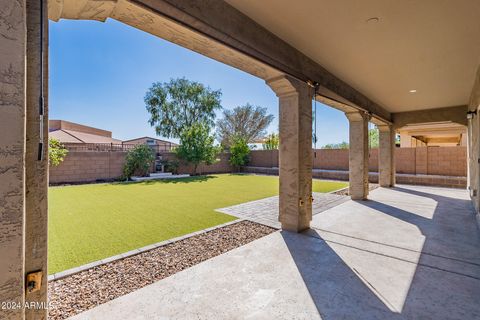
top-left (48, 174), bottom-right (347, 274)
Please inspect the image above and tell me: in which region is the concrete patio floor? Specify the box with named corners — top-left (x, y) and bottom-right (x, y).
top-left (69, 185), bottom-right (480, 320)
top-left (216, 191), bottom-right (349, 228)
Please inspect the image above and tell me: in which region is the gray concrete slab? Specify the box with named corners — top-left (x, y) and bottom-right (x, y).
top-left (69, 185), bottom-right (480, 320)
top-left (216, 192), bottom-right (349, 228)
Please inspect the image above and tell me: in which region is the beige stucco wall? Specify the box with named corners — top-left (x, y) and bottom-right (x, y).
top-left (0, 1), bottom-right (27, 318)
top-left (467, 67), bottom-right (480, 219)
top-left (0, 1), bottom-right (48, 319)
top-left (25, 1), bottom-right (49, 318)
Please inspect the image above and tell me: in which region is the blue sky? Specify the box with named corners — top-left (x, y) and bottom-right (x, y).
top-left (49, 19), bottom-right (349, 146)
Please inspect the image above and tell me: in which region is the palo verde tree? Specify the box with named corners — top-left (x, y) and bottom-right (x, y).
top-left (216, 104), bottom-right (274, 147)
top-left (144, 77), bottom-right (222, 138)
top-left (175, 123), bottom-right (222, 175)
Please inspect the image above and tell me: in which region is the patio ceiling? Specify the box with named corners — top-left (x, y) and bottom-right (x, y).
top-left (226, 0), bottom-right (480, 112)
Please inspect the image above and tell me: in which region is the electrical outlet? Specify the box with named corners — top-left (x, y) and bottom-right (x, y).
top-left (26, 271), bottom-right (42, 294)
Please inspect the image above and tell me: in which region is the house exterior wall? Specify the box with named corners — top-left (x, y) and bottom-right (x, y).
top-left (467, 66), bottom-right (480, 224)
top-left (0, 1), bottom-right (27, 318)
top-left (0, 1), bottom-right (49, 318)
top-left (124, 137), bottom-right (176, 151)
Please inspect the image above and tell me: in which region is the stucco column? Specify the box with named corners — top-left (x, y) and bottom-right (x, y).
top-left (0, 1), bottom-right (48, 319)
top-left (346, 111), bottom-right (369, 200)
top-left (0, 2), bottom-right (27, 319)
top-left (378, 124), bottom-right (396, 187)
top-left (25, 1), bottom-right (49, 319)
top-left (267, 75), bottom-right (313, 232)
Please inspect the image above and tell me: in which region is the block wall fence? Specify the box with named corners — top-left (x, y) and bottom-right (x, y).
top-left (49, 146), bottom-right (466, 184)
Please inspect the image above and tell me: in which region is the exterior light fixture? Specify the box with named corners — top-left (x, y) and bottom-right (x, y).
top-left (366, 17), bottom-right (379, 24)
top-left (409, 89), bottom-right (417, 93)
top-left (467, 110), bottom-right (477, 120)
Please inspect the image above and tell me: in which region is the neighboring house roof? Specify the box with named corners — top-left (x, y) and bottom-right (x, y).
top-left (49, 120), bottom-right (122, 144)
top-left (49, 129), bottom-right (83, 143)
top-left (50, 129), bottom-right (122, 144)
top-left (123, 136), bottom-right (178, 145)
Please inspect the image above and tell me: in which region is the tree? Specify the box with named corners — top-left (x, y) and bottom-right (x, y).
top-left (145, 78), bottom-right (222, 138)
top-left (229, 137), bottom-right (250, 171)
top-left (123, 144), bottom-right (155, 179)
top-left (322, 141), bottom-right (349, 149)
top-left (175, 123), bottom-right (222, 175)
top-left (262, 133), bottom-right (279, 150)
top-left (369, 127), bottom-right (379, 148)
top-left (216, 104), bottom-right (274, 147)
top-left (48, 138), bottom-right (68, 166)
top-left (321, 127), bottom-right (379, 149)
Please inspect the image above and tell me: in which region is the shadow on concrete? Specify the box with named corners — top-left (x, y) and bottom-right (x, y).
top-left (282, 185), bottom-right (480, 319)
top-left (281, 230), bottom-right (395, 319)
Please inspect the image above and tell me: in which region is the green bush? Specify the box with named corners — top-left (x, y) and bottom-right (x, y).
top-left (229, 137), bottom-right (250, 170)
top-left (262, 133), bottom-right (279, 150)
top-left (123, 145), bottom-right (155, 179)
top-left (162, 159), bottom-right (180, 174)
top-left (175, 123), bottom-right (221, 175)
top-left (48, 138), bottom-right (68, 166)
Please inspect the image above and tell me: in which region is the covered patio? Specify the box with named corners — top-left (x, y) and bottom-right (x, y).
top-left (69, 185), bottom-right (480, 319)
top-left (1, 1), bottom-right (480, 319)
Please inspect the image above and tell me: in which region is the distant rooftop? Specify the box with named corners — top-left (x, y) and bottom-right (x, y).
top-left (123, 136), bottom-right (178, 146)
top-left (49, 120), bottom-right (122, 144)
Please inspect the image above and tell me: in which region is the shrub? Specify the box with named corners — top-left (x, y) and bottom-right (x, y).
top-left (262, 133), bottom-right (279, 150)
top-left (229, 136), bottom-right (250, 171)
top-left (48, 138), bottom-right (68, 166)
top-left (175, 123), bottom-right (221, 175)
top-left (162, 159), bottom-right (180, 174)
top-left (123, 144), bottom-right (155, 179)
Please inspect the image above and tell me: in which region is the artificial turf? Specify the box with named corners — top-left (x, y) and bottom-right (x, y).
top-left (48, 174), bottom-right (348, 274)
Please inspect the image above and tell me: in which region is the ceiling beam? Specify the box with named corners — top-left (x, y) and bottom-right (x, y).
top-left (392, 105), bottom-right (467, 129)
top-left (126, 0), bottom-right (392, 122)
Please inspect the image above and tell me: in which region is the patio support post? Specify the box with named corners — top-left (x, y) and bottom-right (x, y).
top-left (378, 124), bottom-right (396, 187)
top-left (0, 1), bottom-right (48, 319)
top-left (25, 0), bottom-right (49, 318)
top-left (346, 111), bottom-right (370, 200)
top-left (0, 1), bottom-right (28, 319)
top-left (266, 75), bottom-right (313, 232)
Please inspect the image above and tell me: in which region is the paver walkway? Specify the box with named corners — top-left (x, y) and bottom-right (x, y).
top-left (216, 192), bottom-right (349, 228)
top-left (70, 185), bottom-right (480, 320)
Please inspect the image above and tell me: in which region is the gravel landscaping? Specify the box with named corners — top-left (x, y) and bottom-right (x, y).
top-left (47, 220), bottom-right (276, 320)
